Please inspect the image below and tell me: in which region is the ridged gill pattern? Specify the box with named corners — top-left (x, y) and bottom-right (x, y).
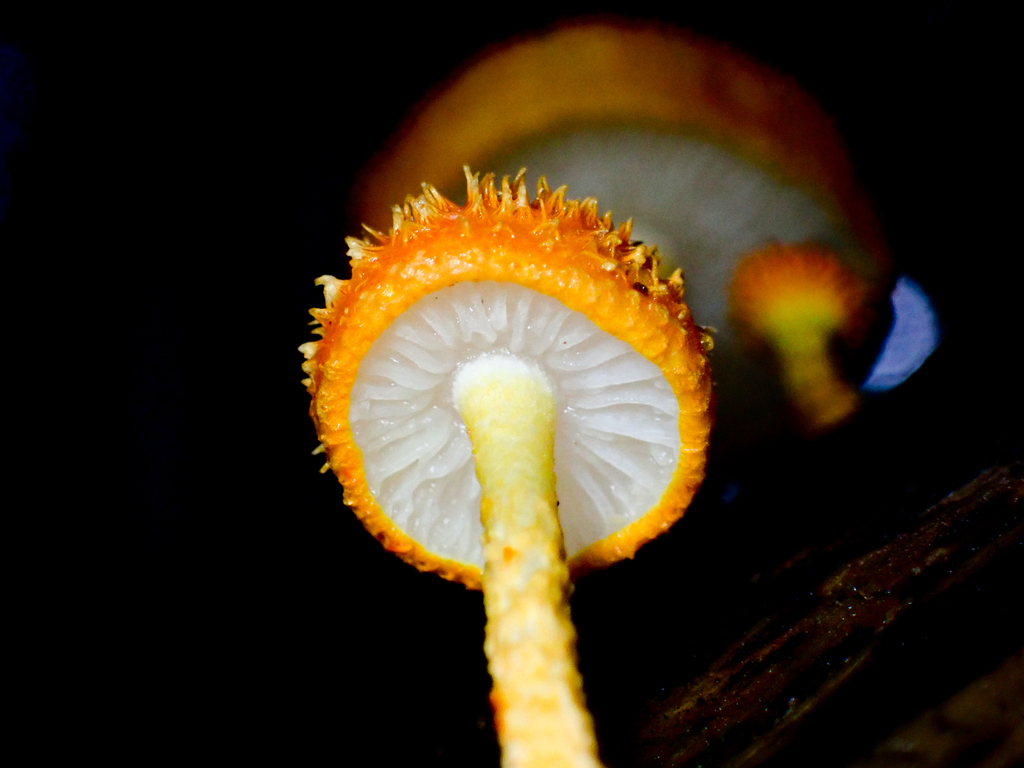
top-left (349, 281), bottom-right (681, 568)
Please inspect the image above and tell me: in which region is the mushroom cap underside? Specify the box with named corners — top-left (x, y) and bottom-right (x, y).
top-left (303, 172), bottom-right (713, 588)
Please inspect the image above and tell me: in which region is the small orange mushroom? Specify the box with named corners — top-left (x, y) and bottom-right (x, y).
top-left (301, 170), bottom-right (712, 766)
top-left (729, 244), bottom-right (873, 433)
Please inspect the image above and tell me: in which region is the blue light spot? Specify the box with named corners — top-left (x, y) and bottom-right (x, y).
top-left (861, 275), bottom-right (941, 393)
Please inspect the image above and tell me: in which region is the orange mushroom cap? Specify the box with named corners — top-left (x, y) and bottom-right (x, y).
top-left (301, 170), bottom-right (713, 588)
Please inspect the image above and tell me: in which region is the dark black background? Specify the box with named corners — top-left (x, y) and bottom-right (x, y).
top-left (5, 4), bottom-right (1019, 765)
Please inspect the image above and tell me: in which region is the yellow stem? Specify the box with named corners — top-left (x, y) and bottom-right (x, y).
top-left (774, 330), bottom-right (860, 434)
top-left (455, 355), bottom-right (603, 768)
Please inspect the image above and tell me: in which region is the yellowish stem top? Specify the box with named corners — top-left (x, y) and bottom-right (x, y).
top-left (455, 355), bottom-right (603, 768)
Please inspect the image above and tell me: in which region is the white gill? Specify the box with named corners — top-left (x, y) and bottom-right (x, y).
top-left (349, 281), bottom-right (681, 569)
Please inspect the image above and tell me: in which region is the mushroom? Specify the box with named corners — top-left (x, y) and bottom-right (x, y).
top-left (728, 243), bottom-right (875, 433)
top-left (355, 21), bottom-right (893, 446)
top-left (300, 170), bottom-right (712, 766)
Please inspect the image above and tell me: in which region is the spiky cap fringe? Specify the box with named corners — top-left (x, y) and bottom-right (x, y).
top-left (345, 167), bottom-right (690, 309)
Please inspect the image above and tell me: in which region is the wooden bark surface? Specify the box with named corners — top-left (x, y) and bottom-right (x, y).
top-left (630, 460), bottom-right (1024, 768)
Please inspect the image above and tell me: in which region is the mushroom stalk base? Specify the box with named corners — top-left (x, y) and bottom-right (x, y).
top-left (455, 356), bottom-right (603, 768)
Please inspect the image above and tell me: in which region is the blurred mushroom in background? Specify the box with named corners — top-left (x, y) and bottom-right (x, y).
top-left (355, 20), bottom-right (940, 454)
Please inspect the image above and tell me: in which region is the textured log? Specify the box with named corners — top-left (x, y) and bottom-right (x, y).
top-left (632, 460), bottom-right (1024, 767)
top-left (847, 646), bottom-right (1024, 768)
